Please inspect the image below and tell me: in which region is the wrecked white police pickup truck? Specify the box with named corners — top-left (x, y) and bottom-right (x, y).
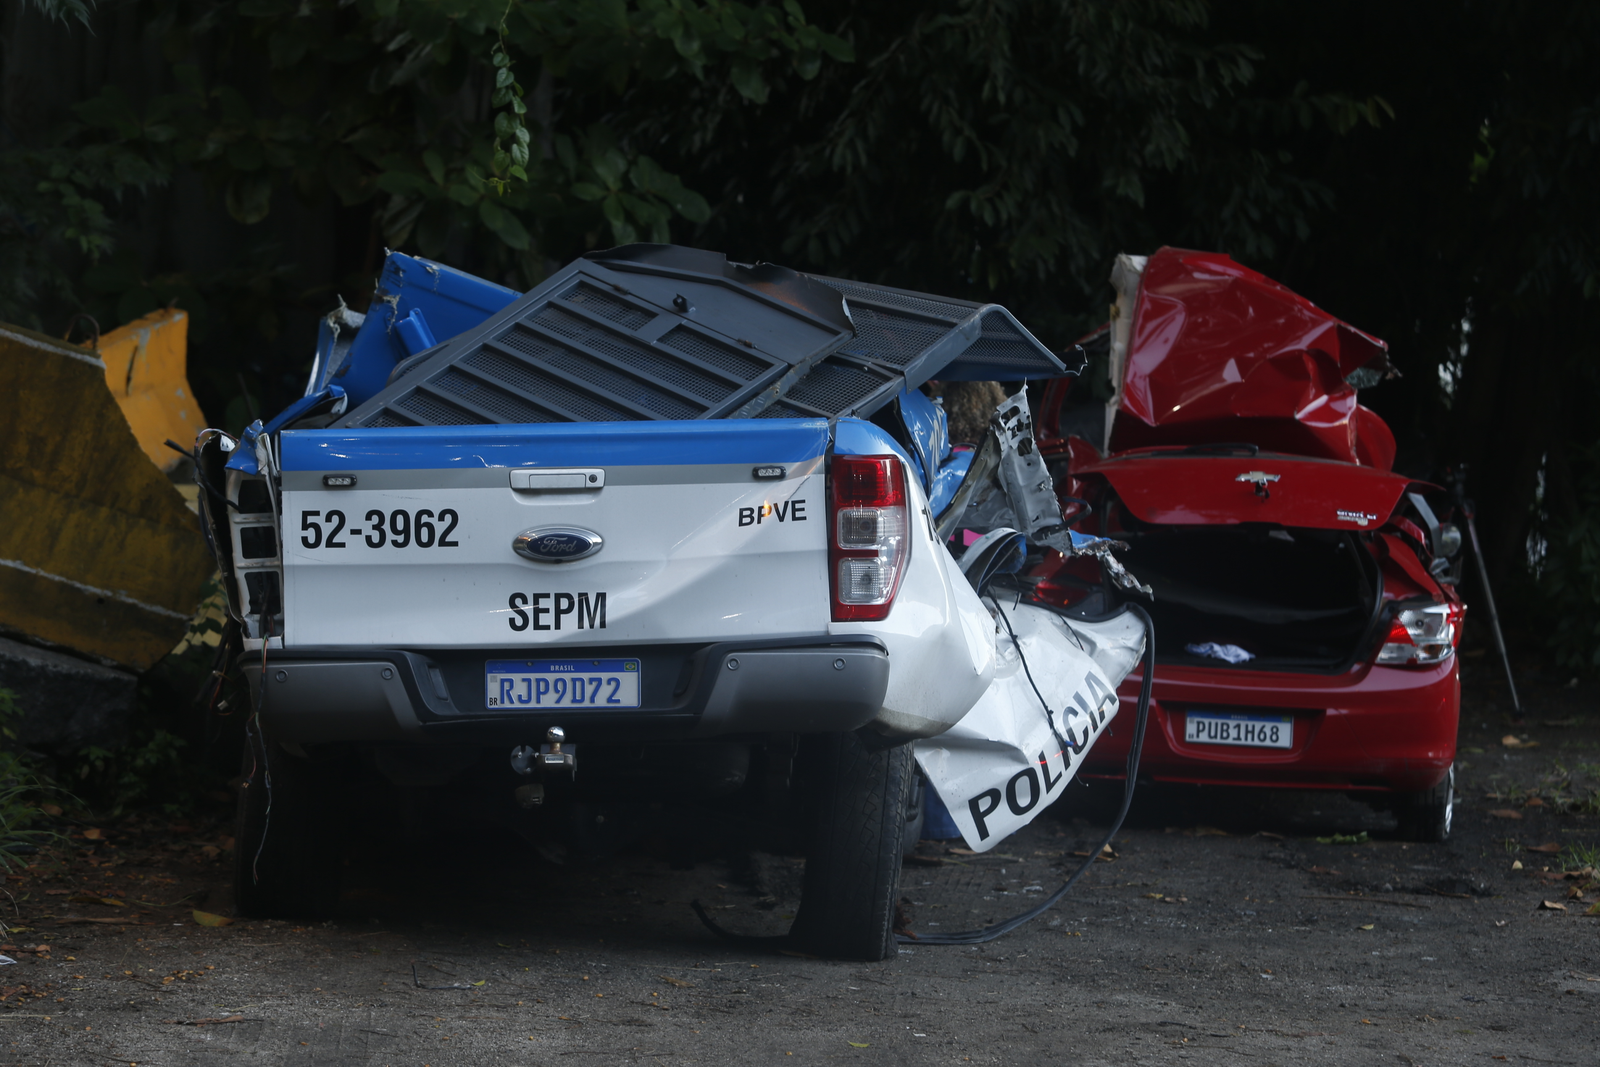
top-left (196, 244), bottom-right (1148, 960)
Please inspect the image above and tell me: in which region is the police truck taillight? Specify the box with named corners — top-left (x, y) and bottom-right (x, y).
top-left (829, 454), bottom-right (909, 622)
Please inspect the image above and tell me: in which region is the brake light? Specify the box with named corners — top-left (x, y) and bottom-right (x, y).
top-left (829, 454), bottom-right (909, 622)
top-left (1376, 602), bottom-right (1456, 666)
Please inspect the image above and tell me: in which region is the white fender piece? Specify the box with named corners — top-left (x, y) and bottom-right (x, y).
top-left (915, 603), bottom-right (1146, 852)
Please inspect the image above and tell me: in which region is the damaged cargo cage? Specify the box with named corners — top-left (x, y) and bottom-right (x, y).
top-left (1033, 247), bottom-right (1467, 843)
top-left (339, 243), bottom-right (1074, 430)
top-left (193, 243), bottom-right (1148, 962)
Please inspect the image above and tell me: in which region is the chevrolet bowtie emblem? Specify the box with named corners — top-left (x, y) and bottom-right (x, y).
top-left (1236, 471), bottom-right (1280, 498)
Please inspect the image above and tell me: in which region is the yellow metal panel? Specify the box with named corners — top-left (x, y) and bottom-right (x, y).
top-left (96, 308), bottom-right (207, 473)
top-left (0, 322), bottom-right (213, 670)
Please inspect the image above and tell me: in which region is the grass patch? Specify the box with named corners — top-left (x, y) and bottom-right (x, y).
top-left (0, 687), bottom-right (65, 872)
top-left (1562, 841), bottom-right (1600, 870)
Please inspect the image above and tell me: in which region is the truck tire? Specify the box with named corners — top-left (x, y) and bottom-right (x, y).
top-left (234, 732), bottom-right (344, 919)
top-left (1395, 763), bottom-right (1454, 843)
top-left (788, 732), bottom-right (913, 961)
top-left (902, 770), bottom-right (926, 857)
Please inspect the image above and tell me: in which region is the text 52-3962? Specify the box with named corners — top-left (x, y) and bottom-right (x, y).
top-left (299, 509), bottom-right (460, 549)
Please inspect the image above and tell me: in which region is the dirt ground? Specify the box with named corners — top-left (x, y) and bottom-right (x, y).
top-left (4, 657), bottom-right (1598, 1066)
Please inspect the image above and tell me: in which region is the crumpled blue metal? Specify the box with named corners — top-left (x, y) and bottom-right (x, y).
top-left (226, 385), bottom-right (347, 475)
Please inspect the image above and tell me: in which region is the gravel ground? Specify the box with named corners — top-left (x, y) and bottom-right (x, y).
top-left (3, 659), bottom-right (1597, 1066)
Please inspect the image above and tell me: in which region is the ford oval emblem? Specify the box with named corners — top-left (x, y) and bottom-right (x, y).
top-left (512, 526), bottom-right (604, 563)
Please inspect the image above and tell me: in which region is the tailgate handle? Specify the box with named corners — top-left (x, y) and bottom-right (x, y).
top-left (511, 468), bottom-right (605, 491)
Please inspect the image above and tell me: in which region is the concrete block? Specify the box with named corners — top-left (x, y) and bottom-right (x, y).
top-left (0, 635), bottom-right (137, 752)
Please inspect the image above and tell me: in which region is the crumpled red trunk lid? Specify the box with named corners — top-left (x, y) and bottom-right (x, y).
top-left (1069, 445), bottom-right (1416, 531)
top-left (1111, 248), bottom-right (1396, 469)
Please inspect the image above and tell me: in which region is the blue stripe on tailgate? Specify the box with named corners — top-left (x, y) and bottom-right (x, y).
top-left (281, 418), bottom-right (831, 471)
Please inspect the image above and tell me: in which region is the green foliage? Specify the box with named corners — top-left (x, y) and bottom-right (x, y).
top-left (54, 585), bottom-right (244, 818)
top-left (655, 0), bottom-right (1388, 340)
top-left (1542, 442), bottom-right (1600, 671)
top-left (0, 0), bottom-right (849, 328)
top-left (1563, 841), bottom-right (1600, 871)
top-left (0, 688), bottom-right (63, 872)
top-left (21, 0), bottom-right (96, 25)
top-left (63, 730), bottom-right (192, 817)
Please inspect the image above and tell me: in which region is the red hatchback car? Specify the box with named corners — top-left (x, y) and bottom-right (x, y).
top-left (1030, 248), bottom-right (1464, 841)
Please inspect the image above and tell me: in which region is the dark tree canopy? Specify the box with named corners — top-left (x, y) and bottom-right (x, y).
top-left (2, 0), bottom-right (1597, 659)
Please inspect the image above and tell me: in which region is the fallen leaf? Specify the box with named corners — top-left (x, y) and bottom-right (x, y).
top-left (1566, 887), bottom-right (1585, 901)
top-left (1511, 860), bottom-right (1523, 870)
top-left (1523, 797), bottom-right (1546, 808)
top-left (1526, 842), bottom-right (1562, 853)
top-left (55, 917), bottom-right (153, 926)
top-left (66, 894), bottom-right (124, 908)
top-left (659, 976), bottom-right (693, 988)
top-left (946, 848), bottom-right (979, 857)
top-left (192, 910), bottom-right (234, 927)
top-left (1500, 735), bottom-right (1539, 749)
top-left (1069, 848), bottom-right (1118, 861)
top-left (39, 804), bottom-right (62, 817)
top-left (1488, 809), bottom-right (1523, 820)
top-left (848, 1042), bottom-right (870, 1048)
top-left (1144, 893), bottom-right (1165, 900)
top-left (1494, 920), bottom-right (1509, 927)
top-left (1585, 902), bottom-right (1600, 917)
top-left (1538, 901), bottom-right (1566, 912)
top-left (80, 828), bottom-right (104, 841)
top-left (44, 889), bottom-right (71, 896)
top-left (1358, 924), bottom-right (1375, 930)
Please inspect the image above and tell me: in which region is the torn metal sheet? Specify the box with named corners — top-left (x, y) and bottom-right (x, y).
top-left (941, 387), bottom-right (1151, 596)
top-left (316, 251), bottom-right (522, 406)
top-left (915, 604), bottom-right (1145, 851)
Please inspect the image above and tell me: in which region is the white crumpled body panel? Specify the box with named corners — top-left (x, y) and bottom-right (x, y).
top-left (833, 462), bottom-right (998, 740)
top-left (915, 604), bottom-right (1145, 852)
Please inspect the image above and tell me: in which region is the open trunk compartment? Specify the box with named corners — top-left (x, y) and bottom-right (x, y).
top-left (1112, 521), bottom-right (1382, 672)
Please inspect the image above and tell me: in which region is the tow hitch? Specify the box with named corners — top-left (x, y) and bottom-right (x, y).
top-left (510, 727), bottom-right (577, 807)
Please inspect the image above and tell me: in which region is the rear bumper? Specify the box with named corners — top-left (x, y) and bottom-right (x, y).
top-left (1082, 658), bottom-right (1460, 793)
top-left (242, 636), bottom-right (889, 745)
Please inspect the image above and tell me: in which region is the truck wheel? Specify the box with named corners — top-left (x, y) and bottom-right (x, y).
top-left (1395, 763), bottom-right (1454, 843)
top-left (234, 732), bottom-right (344, 919)
top-left (788, 732), bottom-right (913, 961)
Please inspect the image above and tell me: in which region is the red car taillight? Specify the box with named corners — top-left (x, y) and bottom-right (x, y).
top-left (829, 454), bottom-right (909, 622)
top-left (1376, 602), bottom-right (1458, 667)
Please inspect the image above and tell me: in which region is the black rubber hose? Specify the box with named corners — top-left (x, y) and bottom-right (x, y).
top-left (897, 603), bottom-right (1155, 945)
